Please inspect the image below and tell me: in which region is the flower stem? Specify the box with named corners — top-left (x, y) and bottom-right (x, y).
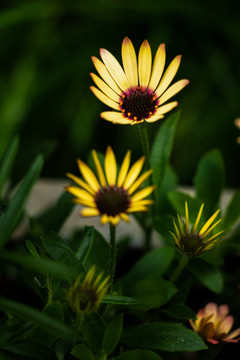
top-left (137, 121), bottom-right (152, 172)
top-left (108, 223), bottom-right (117, 294)
top-left (170, 256), bottom-right (189, 283)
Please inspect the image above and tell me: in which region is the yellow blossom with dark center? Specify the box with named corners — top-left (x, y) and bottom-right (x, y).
top-left (170, 202), bottom-right (223, 257)
top-left (190, 302), bottom-right (240, 344)
top-left (65, 146), bottom-right (154, 226)
top-left (90, 37), bottom-right (189, 125)
top-left (66, 266), bottom-right (109, 315)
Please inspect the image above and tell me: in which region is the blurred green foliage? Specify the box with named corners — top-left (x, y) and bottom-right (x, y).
top-left (0, 0), bottom-right (239, 186)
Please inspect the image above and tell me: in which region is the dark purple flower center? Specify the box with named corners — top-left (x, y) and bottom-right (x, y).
top-left (119, 88), bottom-right (159, 121)
top-left (95, 187), bottom-right (130, 216)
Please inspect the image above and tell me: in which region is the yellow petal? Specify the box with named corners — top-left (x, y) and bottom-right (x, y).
top-left (145, 115), bottom-right (164, 123)
top-left (66, 172), bottom-right (95, 195)
top-left (127, 205), bottom-right (148, 213)
top-left (92, 150), bottom-right (107, 187)
top-left (128, 169), bottom-right (152, 195)
top-left (81, 207), bottom-right (100, 217)
top-left (192, 203), bottom-right (204, 233)
top-left (169, 230), bottom-right (180, 248)
top-left (148, 43), bottom-right (166, 91)
top-left (173, 219), bottom-right (180, 240)
top-left (101, 214), bottom-right (110, 225)
top-left (66, 186), bottom-right (94, 202)
top-left (199, 209), bottom-right (221, 236)
top-left (117, 150), bottom-right (131, 187)
top-left (100, 48), bottom-right (129, 91)
top-left (138, 40), bottom-right (152, 89)
top-left (185, 202), bottom-right (189, 233)
top-left (121, 37), bottom-right (138, 89)
top-left (202, 219), bottom-right (222, 238)
top-left (77, 159), bottom-right (100, 192)
top-left (91, 56), bottom-right (122, 95)
top-left (154, 101), bottom-right (178, 115)
top-left (105, 146), bottom-right (117, 186)
top-left (100, 111), bottom-right (130, 124)
top-left (90, 86), bottom-right (120, 110)
top-left (131, 199), bottom-right (153, 206)
top-left (131, 185), bottom-right (155, 202)
top-left (90, 73), bottom-right (120, 102)
top-left (73, 197), bottom-right (96, 208)
top-left (110, 216), bottom-right (120, 226)
top-left (158, 79), bottom-right (189, 105)
top-left (155, 55), bottom-right (182, 98)
top-left (120, 213), bottom-right (130, 223)
top-left (123, 156), bottom-right (145, 190)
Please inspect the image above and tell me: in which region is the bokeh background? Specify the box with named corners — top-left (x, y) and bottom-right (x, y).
top-left (0, 0), bottom-right (239, 187)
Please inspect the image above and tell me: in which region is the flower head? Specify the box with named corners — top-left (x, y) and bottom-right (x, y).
top-left (90, 37), bottom-right (189, 125)
top-left (190, 302), bottom-right (240, 344)
top-left (66, 266), bottom-right (109, 315)
top-left (66, 146), bottom-right (154, 226)
top-left (170, 202), bottom-right (223, 257)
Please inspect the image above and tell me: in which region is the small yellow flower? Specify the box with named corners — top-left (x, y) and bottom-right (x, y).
top-left (190, 302), bottom-right (240, 344)
top-left (66, 266), bottom-right (109, 315)
top-left (66, 146), bottom-right (154, 226)
top-left (90, 37), bottom-right (189, 125)
top-left (170, 202), bottom-right (223, 257)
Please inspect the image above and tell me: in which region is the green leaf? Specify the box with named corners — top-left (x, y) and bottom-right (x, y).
top-left (81, 313), bottom-right (105, 353)
top-left (122, 246), bottom-right (175, 291)
top-left (3, 340), bottom-right (57, 360)
top-left (0, 154), bottom-right (44, 250)
top-left (113, 349), bottom-right (163, 360)
top-left (102, 295), bottom-right (143, 306)
top-left (25, 239), bottom-right (40, 258)
top-left (71, 344), bottom-right (95, 360)
top-left (75, 226), bottom-right (95, 263)
top-left (151, 111), bottom-right (180, 194)
top-left (222, 190), bottom-right (240, 232)
top-left (38, 191), bottom-right (74, 233)
top-left (121, 322), bottom-right (207, 352)
top-left (194, 149), bottom-right (225, 214)
top-left (0, 297), bottom-right (77, 340)
top-left (164, 303), bottom-right (197, 320)
top-left (102, 314), bottom-right (123, 356)
top-left (0, 251), bottom-right (78, 279)
top-left (0, 136), bottom-right (19, 198)
top-left (132, 277), bottom-right (177, 310)
top-left (41, 232), bottom-right (84, 272)
top-left (188, 259), bottom-right (224, 293)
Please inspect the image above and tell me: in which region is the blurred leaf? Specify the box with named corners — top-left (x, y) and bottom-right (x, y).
top-left (188, 259), bottom-right (224, 293)
top-left (0, 298), bottom-right (77, 340)
top-left (151, 111), bottom-right (180, 195)
top-left (132, 277), bottom-right (177, 311)
top-left (102, 295), bottom-right (143, 306)
top-left (0, 321), bottom-right (31, 349)
top-left (168, 191), bottom-right (204, 224)
top-left (75, 226), bottom-right (95, 263)
top-left (154, 164), bottom-right (178, 214)
top-left (102, 314), bottom-right (123, 356)
top-left (0, 136), bottom-right (19, 198)
top-left (164, 303), bottom-right (197, 320)
top-left (81, 313), bottom-right (105, 353)
top-left (153, 214), bottom-right (177, 243)
top-left (25, 239), bottom-right (40, 258)
top-left (0, 154), bottom-right (44, 250)
top-left (194, 149), bottom-right (225, 215)
top-left (0, 251), bottom-right (78, 280)
top-left (121, 322), bottom-right (207, 351)
top-left (113, 349), bottom-right (163, 360)
top-left (71, 344), bottom-right (95, 360)
top-left (122, 246), bottom-right (175, 291)
top-left (222, 190), bottom-right (240, 232)
top-left (3, 340), bottom-right (57, 360)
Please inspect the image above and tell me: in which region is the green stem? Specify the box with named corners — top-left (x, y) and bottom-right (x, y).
top-left (170, 256), bottom-right (188, 283)
top-left (137, 121), bottom-right (152, 172)
top-left (108, 223), bottom-right (117, 294)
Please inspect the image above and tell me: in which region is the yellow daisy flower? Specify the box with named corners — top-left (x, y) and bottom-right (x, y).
top-left (66, 146), bottom-right (154, 226)
top-left (90, 37), bottom-right (189, 125)
top-left (190, 302), bottom-right (240, 344)
top-left (170, 202), bottom-right (224, 257)
top-left (66, 265), bottom-right (109, 315)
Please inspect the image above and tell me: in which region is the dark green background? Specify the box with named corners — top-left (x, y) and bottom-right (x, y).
top-left (0, 0), bottom-right (239, 186)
